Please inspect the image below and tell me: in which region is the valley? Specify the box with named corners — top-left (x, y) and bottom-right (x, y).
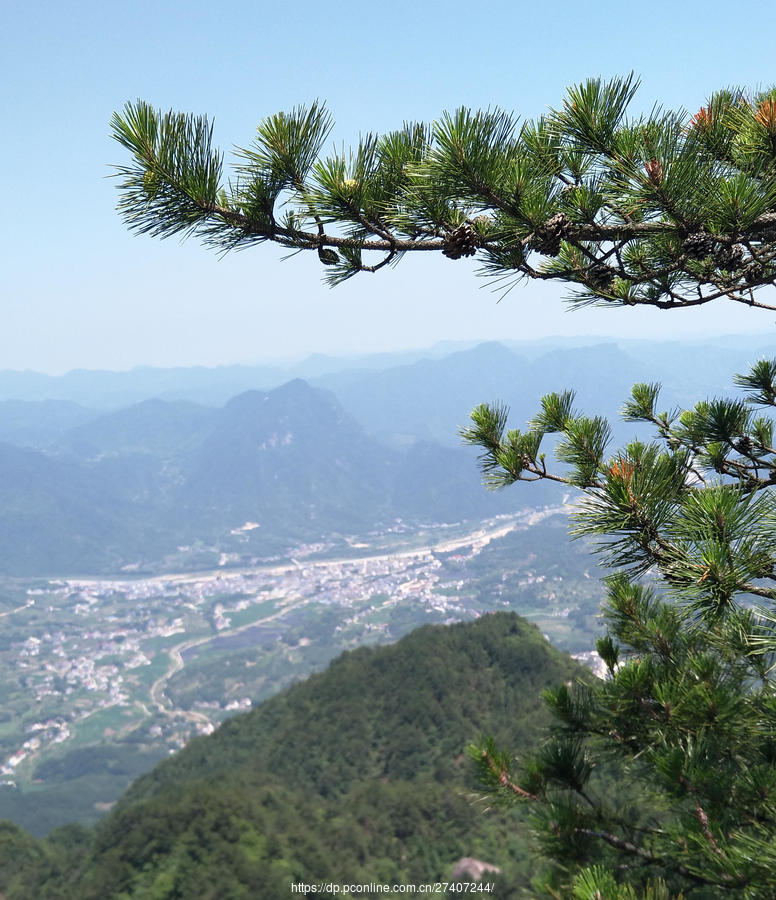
top-left (0, 338), bottom-right (702, 837)
top-left (0, 506), bottom-right (603, 833)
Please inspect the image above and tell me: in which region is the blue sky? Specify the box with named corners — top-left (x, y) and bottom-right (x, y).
top-left (4, 0), bottom-right (776, 373)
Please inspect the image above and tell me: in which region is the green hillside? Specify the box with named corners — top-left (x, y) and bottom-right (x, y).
top-left (0, 379), bottom-right (531, 575)
top-left (0, 613), bottom-right (586, 898)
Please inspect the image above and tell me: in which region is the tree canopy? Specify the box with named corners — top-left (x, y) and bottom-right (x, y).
top-left (465, 368), bottom-right (776, 898)
top-left (112, 75), bottom-right (776, 311)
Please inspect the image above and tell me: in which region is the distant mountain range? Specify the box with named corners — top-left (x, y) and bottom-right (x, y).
top-left (0, 378), bottom-right (538, 575)
top-left (0, 337), bottom-right (769, 414)
top-left (314, 338), bottom-right (776, 447)
top-left (0, 337), bottom-right (771, 575)
top-left (0, 343), bottom-right (479, 410)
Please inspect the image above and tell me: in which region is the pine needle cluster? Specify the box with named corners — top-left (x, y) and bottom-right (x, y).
top-left (465, 363), bottom-right (776, 898)
top-left (113, 77), bottom-right (776, 307)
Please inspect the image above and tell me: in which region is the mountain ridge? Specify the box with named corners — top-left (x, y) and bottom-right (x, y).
top-left (0, 378), bottom-right (530, 575)
top-left (0, 612), bottom-right (585, 898)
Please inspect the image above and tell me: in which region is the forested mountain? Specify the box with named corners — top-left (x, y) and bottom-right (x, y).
top-left (0, 379), bottom-right (533, 575)
top-left (0, 442), bottom-right (170, 573)
top-left (0, 400), bottom-right (98, 449)
top-left (56, 398), bottom-right (215, 458)
top-left (0, 613), bottom-right (585, 898)
top-left (175, 380), bottom-right (397, 534)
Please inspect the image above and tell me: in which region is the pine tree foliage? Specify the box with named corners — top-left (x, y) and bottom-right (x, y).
top-left (113, 77), bottom-right (776, 307)
top-left (110, 78), bottom-right (776, 896)
top-left (465, 364), bottom-right (776, 898)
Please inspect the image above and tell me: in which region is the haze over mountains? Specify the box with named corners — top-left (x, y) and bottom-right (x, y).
top-left (0, 335), bottom-right (769, 415)
top-left (0, 384), bottom-right (520, 575)
top-left (0, 337), bottom-right (771, 576)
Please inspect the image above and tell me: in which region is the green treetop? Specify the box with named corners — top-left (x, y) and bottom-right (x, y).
top-left (464, 371), bottom-right (776, 898)
top-left (112, 78), bottom-right (776, 898)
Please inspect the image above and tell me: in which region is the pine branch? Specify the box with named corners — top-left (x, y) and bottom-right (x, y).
top-left (112, 82), bottom-right (776, 311)
top-left (577, 829), bottom-right (725, 887)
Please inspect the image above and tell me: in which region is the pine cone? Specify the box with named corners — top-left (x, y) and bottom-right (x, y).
top-left (735, 436), bottom-right (753, 455)
top-left (318, 247), bottom-right (340, 266)
top-left (682, 231), bottom-right (716, 260)
top-left (715, 243), bottom-right (746, 271)
top-left (743, 260), bottom-right (766, 285)
top-left (532, 213), bottom-right (570, 257)
top-left (442, 223), bottom-right (478, 260)
top-left (585, 263), bottom-right (615, 292)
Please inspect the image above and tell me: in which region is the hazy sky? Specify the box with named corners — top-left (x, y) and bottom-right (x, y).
top-left (5, 0), bottom-right (776, 373)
